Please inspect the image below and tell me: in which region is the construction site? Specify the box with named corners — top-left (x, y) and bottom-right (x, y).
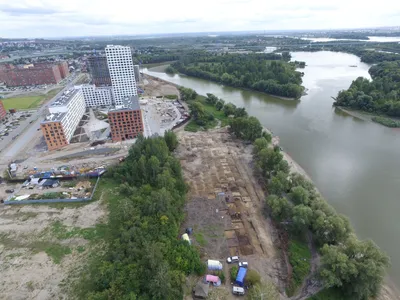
top-left (176, 127), bottom-right (286, 297)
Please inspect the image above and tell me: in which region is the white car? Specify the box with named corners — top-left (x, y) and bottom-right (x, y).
top-left (232, 286), bottom-right (245, 296)
top-left (238, 261), bottom-right (248, 268)
top-left (226, 256), bottom-right (239, 263)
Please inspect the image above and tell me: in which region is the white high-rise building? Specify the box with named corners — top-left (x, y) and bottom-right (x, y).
top-left (105, 45), bottom-right (137, 105)
top-left (75, 84), bottom-right (114, 107)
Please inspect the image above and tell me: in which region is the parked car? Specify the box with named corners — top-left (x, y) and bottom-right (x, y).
top-left (238, 261), bottom-right (248, 268)
top-left (226, 256), bottom-right (239, 263)
top-left (5, 189), bottom-right (14, 193)
top-left (232, 286), bottom-right (245, 296)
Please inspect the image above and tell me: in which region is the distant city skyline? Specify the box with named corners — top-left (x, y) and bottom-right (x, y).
top-left (1, 0), bottom-right (400, 38)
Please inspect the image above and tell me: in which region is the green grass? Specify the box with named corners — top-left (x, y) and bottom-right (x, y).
top-left (193, 232), bottom-right (207, 247)
top-left (286, 238), bottom-right (312, 296)
top-left (372, 116), bottom-right (400, 128)
top-left (50, 221), bottom-right (107, 241)
top-left (2, 88), bottom-right (62, 110)
top-left (45, 244), bottom-right (72, 264)
top-left (184, 95), bottom-right (230, 132)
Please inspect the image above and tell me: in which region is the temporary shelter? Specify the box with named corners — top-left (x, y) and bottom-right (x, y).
top-left (235, 267), bottom-right (247, 287)
top-left (205, 275), bottom-right (221, 286)
top-left (207, 260), bottom-right (223, 270)
top-left (193, 282), bottom-right (209, 299)
top-left (182, 233), bottom-right (191, 245)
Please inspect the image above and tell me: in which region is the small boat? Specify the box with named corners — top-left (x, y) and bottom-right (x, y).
top-left (349, 65), bottom-right (357, 67)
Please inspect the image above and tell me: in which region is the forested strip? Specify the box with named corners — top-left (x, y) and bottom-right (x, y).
top-left (170, 52), bottom-right (305, 99)
top-left (204, 94), bottom-right (389, 299)
top-left (334, 61), bottom-right (400, 118)
top-left (74, 133), bottom-right (204, 300)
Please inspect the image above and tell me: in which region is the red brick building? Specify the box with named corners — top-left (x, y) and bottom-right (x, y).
top-left (0, 100), bottom-right (7, 120)
top-left (108, 96), bottom-right (143, 142)
top-left (0, 62), bottom-right (69, 87)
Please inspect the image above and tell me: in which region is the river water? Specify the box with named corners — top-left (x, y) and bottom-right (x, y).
top-left (143, 51), bottom-right (400, 286)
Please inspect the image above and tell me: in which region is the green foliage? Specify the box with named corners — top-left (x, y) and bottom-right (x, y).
top-left (45, 244), bottom-right (72, 264)
top-left (266, 195), bottom-right (292, 221)
top-left (172, 53), bottom-right (304, 98)
top-left (334, 61), bottom-right (400, 117)
top-left (193, 232), bottom-right (207, 247)
top-left (246, 269), bottom-right (261, 286)
top-left (230, 265), bottom-right (239, 281)
top-left (165, 65), bottom-right (176, 74)
top-left (223, 103), bottom-right (237, 116)
top-left (214, 270), bottom-right (226, 283)
top-left (164, 130), bottom-right (178, 151)
top-left (247, 281), bottom-right (280, 300)
top-left (229, 116), bottom-right (263, 141)
top-left (164, 94), bottom-right (178, 99)
top-left (319, 235), bottom-right (389, 300)
top-left (215, 99), bottom-right (225, 111)
top-left (286, 239), bottom-right (311, 296)
top-left (75, 136), bottom-right (204, 299)
top-left (372, 116), bottom-right (400, 127)
top-left (205, 93), bottom-right (219, 105)
top-left (307, 288), bottom-right (353, 300)
top-left (179, 87), bottom-right (197, 101)
top-left (289, 186), bottom-right (310, 205)
top-left (268, 171), bottom-right (290, 196)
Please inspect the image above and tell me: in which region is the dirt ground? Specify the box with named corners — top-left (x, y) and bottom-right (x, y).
top-left (177, 128), bottom-right (285, 298)
top-left (0, 199), bottom-right (106, 300)
top-left (141, 74), bottom-right (179, 97)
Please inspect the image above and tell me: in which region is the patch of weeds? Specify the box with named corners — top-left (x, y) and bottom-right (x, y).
top-left (76, 246), bottom-right (86, 253)
top-left (45, 244), bottom-right (72, 264)
top-left (19, 212), bottom-right (39, 221)
top-left (5, 252), bottom-right (23, 259)
top-left (50, 221), bottom-right (107, 241)
top-left (26, 281), bottom-right (35, 291)
top-left (193, 232), bottom-right (207, 247)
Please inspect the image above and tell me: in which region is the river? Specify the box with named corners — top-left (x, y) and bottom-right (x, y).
top-left (143, 51), bottom-right (400, 287)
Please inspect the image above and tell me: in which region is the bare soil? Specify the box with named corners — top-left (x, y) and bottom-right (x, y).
top-left (176, 128), bottom-right (286, 298)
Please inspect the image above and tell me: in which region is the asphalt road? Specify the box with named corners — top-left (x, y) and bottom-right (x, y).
top-left (0, 73), bottom-right (82, 163)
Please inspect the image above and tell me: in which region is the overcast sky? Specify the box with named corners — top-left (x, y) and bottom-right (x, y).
top-left (1, 0), bottom-right (400, 38)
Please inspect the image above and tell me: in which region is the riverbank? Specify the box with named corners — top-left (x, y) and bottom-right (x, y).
top-left (336, 106), bottom-right (400, 128)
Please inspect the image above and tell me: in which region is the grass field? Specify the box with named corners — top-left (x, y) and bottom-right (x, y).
top-left (1, 88), bottom-right (62, 110)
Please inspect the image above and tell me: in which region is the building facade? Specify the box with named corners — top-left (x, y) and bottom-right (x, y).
top-left (105, 45), bottom-right (137, 105)
top-left (108, 96), bottom-right (143, 142)
top-left (0, 62), bottom-right (69, 87)
top-left (86, 56), bottom-right (112, 86)
top-left (0, 100), bottom-right (7, 120)
top-left (41, 88), bottom-right (86, 150)
top-left (133, 65), bottom-right (140, 83)
top-left (76, 84), bottom-right (113, 107)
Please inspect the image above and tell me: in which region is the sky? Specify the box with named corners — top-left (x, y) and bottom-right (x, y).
top-left (1, 0), bottom-right (400, 38)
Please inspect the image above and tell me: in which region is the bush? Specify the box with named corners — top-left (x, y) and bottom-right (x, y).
top-left (214, 270), bottom-right (225, 283)
top-left (372, 116), bottom-right (400, 128)
top-left (230, 265), bottom-right (238, 281)
top-left (246, 269), bottom-right (261, 286)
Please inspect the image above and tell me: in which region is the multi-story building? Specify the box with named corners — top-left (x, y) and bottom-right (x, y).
top-left (86, 55), bottom-right (111, 86)
top-left (105, 45), bottom-right (137, 105)
top-left (108, 95), bottom-right (143, 142)
top-left (133, 65), bottom-right (140, 83)
top-left (0, 100), bottom-right (7, 120)
top-left (41, 88), bottom-right (86, 150)
top-left (76, 84), bottom-right (113, 107)
top-left (0, 62), bottom-right (69, 87)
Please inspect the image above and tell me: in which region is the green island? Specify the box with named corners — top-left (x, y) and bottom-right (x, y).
top-left (334, 60), bottom-right (400, 125)
top-left (167, 52), bottom-right (305, 99)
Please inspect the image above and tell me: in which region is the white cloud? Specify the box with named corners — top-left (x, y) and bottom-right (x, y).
top-left (0, 0), bottom-right (400, 38)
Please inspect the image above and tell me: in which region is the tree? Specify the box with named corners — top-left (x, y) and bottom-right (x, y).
top-left (319, 235), bottom-right (389, 300)
top-left (165, 66), bottom-right (176, 74)
top-left (266, 195), bottom-right (292, 221)
top-left (205, 93), bottom-right (218, 105)
top-left (255, 147), bottom-right (283, 177)
top-left (289, 186), bottom-right (310, 205)
top-left (215, 99), bottom-right (225, 111)
top-left (247, 281), bottom-right (279, 300)
top-left (164, 130), bottom-right (178, 152)
top-left (234, 107), bottom-right (248, 118)
top-left (292, 204), bottom-right (313, 231)
top-left (253, 137), bottom-right (269, 155)
top-left (229, 117), bottom-right (263, 142)
top-left (223, 103), bottom-right (237, 116)
top-left (268, 171), bottom-right (290, 195)
top-left (246, 269), bottom-right (261, 286)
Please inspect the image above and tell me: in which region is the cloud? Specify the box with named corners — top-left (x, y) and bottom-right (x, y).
top-left (0, 0), bottom-right (400, 38)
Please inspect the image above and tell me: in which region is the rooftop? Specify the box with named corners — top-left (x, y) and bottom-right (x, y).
top-left (42, 112), bottom-right (66, 123)
top-left (50, 88), bottom-right (78, 107)
top-left (110, 95), bottom-right (140, 112)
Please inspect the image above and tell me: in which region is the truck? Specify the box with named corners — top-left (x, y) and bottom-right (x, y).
top-left (235, 267), bottom-right (247, 287)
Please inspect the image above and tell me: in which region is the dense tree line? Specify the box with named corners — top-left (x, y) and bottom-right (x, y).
top-left (334, 61), bottom-right (400, 118)
top-left (219, 108), bottom-right (389, 299)
top-left (171, 52), bottom-right (304, 99)
top-left (75, 133), bottom-right (204, 299)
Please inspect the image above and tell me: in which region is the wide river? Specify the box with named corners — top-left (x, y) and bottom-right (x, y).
top-left (144, 51), bottom-right (400, 286)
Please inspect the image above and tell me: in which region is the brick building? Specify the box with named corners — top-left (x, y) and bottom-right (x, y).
top-left (0, 100), bottom-right (7, 120)
top-left (41, 88), bottom-right (86, 150)
top-left (0, 62), bottom-right (69, 87)
top-left (108, 95), bottom-right (143, 142)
